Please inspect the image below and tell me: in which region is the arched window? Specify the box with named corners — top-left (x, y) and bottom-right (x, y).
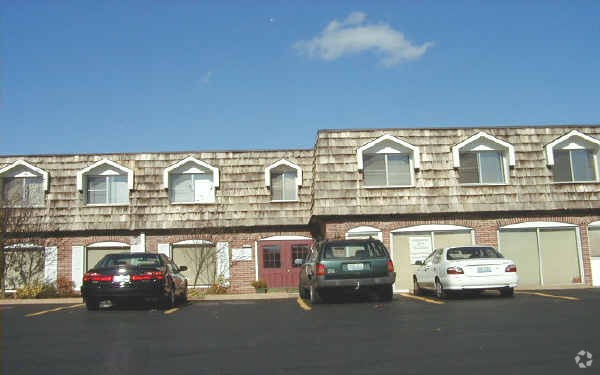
top-left (77, 159), bottom-right (133, 205)
top-left (164, 156), bottom-right (219, 204)
top-left (452, 132), bottom-right (515, 184)
top-left (265, 159), bottom-right (302, 201)
top-left (357, 135), bottom-right (420, 187)
top-left (545, 130), bottom-right (600, 183)
top-left (0, 160), bottom-right (48, 206)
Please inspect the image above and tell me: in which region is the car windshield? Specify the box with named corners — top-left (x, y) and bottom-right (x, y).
top-left (322, 241), bottom-right (388, 259)
top-left (446, 247), bottom-right (503, 260)
top-left (95, 253), bottom-right (163, 268)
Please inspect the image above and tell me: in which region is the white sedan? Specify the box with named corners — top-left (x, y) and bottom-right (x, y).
top-left (413, 246), bottom-right (518, 298)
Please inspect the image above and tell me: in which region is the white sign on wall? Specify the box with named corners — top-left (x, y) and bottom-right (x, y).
top-left (409, 236), bottom-right (433, 264)
top-left (232, 247), bottom-right (252, 261)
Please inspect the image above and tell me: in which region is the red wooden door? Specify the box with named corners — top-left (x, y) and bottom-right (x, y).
top-left (259, 240), bottom-right (312, 288)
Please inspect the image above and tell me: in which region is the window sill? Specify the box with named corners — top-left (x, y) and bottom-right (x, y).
top-left (169, 201), bottom-right (216, 205)
top-left (458, 183), bottom-right (509, 187)
top-left (552, 181), bottom-right (600, 184)
top-left (270, 199), bottom-right (299, 203)
top-left (85, 203), bottom-right (130, 207)
top-left (363, 185), bottom-right (415, 189)
top-left (2, 205), bottom-right (46, 208)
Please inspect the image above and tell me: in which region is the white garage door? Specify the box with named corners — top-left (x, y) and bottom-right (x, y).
top-left (392, 229), bottom-right (473, 291)
top-left (499, 227), bottom-right (582, 287)
top-left (588, 226), bottom-right (600, 286)
top-left (172, 245), bottom-right (217, 286)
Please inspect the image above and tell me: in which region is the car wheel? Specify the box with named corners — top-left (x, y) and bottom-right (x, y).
top-left (413, 277), bottom-right (423, 296)
top-left (179, 286), bottom-right (188, 304)
top-left (500, 287), bottom-right (514, 297)
top-left (379, 285), bottom-right (393, 302)
top-left (435, 279), bottom-right (448, 299)
top-left (163, 286), bottom-right (176, 309)
top-left (309, 285), bottom-right (321, 304)
top-left (85, 297), bottom-right (100, 311)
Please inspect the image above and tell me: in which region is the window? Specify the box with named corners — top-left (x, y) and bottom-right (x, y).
top-left (271, 170), bottom-right (297, 201)
top-left (363, 153), bottom-right (411, 186)
top-left (263, 246), bottom-right (281, 268)
top-left (87, 175), bottom-right (128, 204)
top-left (545, 130), bottom-right (600, 183)
top-left (357, 135), bottom-right (420, 187)
top-left (0, 160), bottom-right (48, 207)
top-left (3, 245), bottom-right (45, 290)
top-left (458, 151), bottom-right (505, 184)
top-left (265, 159), bottom-right (302, 202)
top-left (291, 245), bottom-right (310, 267)
top-left (77, 159), bottom-right (133, 205)
top-left (164, 156), bottom-right (219, 204)
top-left (452, 132), bottom-right (514, 185)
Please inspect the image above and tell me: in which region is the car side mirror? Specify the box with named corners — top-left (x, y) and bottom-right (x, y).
top-left (294, 259), bottom-right (304, 266)
top-left (178, 266), bottom-right (188, 271)
top-left (415, 260), bottom-right (423, 266)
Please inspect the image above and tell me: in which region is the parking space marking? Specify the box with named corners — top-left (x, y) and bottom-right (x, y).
top-left (296, 297), bottom-right (312, 311)
top-left (25, 304), bottom-right (84, 317)
top-left (515, 291), bottom-right (580, 301)
top-left (397, 293), bottom-right (445, 305)
top-left (163, 307), bottom-right (180, 315)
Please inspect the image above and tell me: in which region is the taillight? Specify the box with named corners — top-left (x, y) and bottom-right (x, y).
top-left (387, 260), bottom-right (395, 272)
top-left (131, 271), bottom-right (165, 281)
top-left (505, 264), bottom-right (517, 272)
top-left (316, 263), bottom-right (326, 276)
top-left (447, 266), bottom-right (464, 275)
top-left (83, 272), bottom-right (113, 282)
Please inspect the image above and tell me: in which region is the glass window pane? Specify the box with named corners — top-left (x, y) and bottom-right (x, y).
top-left (571, 150), bottom-right (596, 181)
top-left (458, 153), bottom-right (479, 183)
top-left (87, 176), bottom-right (107, 204)
top-left (263, 246), bottom-right (281, 268)
top-left (271, 173), bottom-right (283, 200)
top-left (553, 151), bottom-right (572, 182)
top-left (364, 154), bottom-right (386, 186)
top-left (3, 178), bottom-right (23, 204)
top-left (170, 174), bottom-right (194, 202)
top-left (88, 190), bottom-right (106, 204)
top-left (24, 177), bottom-right (43, 205)
top-left (291, 245), bottom-right (310, 267)
top-left (109, 175), bottom-right (128, 203)
top-left (193, 174), bottom-right (213, 203)
top-left (88, 176), bottom-right (107, 191)
top-left (387, 154), bottom-right (411, 185)
top-left (479, 152), bottom-right (505, 183)
top-left (283, 171), bottom-right (297, 200)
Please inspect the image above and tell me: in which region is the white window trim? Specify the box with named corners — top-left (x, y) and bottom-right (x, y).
top-left (357, 134), bottom-right (421, 170)
top-left (86, 241), bottom-right (130, 248)
top-left (264, 159), bottom-right (303, 187)
top-left (0, 160), bottom-right (50, 191)
top-left (452, 132), bottom-right (515, 168)
top-left (392, 224), bottom-right (472, 233)
top-left (172, 239), bottom-right (214, 246)
top-left (589, 221), bottom-right (600, 228)
top-left (500, 221), bottom-right (576, 229)
top-left (346, 226), bottom-right (383, 241)
top-left (545, 130), bottom-right (600, 166)
top-left (76, 159), bottom-right (134, 191)
top-left (163, 156), bottom-right (220, 189)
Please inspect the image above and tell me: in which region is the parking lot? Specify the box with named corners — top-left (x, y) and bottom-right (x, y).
top-left (3, 289), bottom-right (600, 375)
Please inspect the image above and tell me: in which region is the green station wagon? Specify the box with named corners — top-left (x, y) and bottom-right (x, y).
top-left (297, 239), bottom-right (396, 303)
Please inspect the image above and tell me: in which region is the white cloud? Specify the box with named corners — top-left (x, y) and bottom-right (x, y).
top-left (294, 12), bottom-right (435, 67)
top-left (201, 71), bottom-right (213, 84)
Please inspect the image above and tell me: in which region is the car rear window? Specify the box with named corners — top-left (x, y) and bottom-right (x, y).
top-left (446, 247), bottom-right (503, 260)
top-left (95, 254), bottom-right (163, 268)
top-left (322, 241), bottom-right (388, 259)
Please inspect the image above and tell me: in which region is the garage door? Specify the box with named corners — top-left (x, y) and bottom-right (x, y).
top-left (499, 227), bottom-right (582, 287)
top-left (86, 248), bottom-right (129, 271)
top-left (172, 245), bottom-right (217, 286)
top-left (590, 227), bottom-right (600, 286)
top-left (392, 230), bottom-right (473, 291)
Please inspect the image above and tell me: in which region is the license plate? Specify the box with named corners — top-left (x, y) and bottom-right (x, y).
top-left (347, 263), bottom-right (364, 271)
top-left (477, 267), bottom-right (492, 273)
top-left (113, 275), bottom-right (130, 283)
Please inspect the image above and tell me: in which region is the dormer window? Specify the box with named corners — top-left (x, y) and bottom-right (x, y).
top-left (265, 159), bottom-right (302, 202)
top-left (452, 132), bottom-right (515, 185)
top-left (357, 135), bottom-right (420, 187)
top-left (164, 156), bottom-right (219, 204)
top-left (77, 159), bottom-right (133, 205)
top-left (0, 160), bottom-right (49, 207)
top-left (545, 130), bottom-right (600, 183)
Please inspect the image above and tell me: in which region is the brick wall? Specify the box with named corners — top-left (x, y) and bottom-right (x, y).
top-left (323, 212), bottom-right (600, 286)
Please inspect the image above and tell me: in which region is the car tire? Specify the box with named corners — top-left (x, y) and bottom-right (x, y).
top-left (163, 286), bottom-right (176, 309)
top-left (178, 286), bottom-right (188, 304)
top-left (379, 285), bottom-right (393, 302)
top-left (435, 279), bottom-right (448, 299)
top-left (309, 285), bottom-right (322, 304)
top-left (85, 297), bottom-right (100, 311)
top-left (500, 287), bottom-right (514, 298)
top-left (413, 277), bottom-right (423, 296)
top-left (298, 282), bottom-right (307, 300)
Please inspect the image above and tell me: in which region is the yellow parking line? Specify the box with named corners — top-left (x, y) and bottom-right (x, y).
top-left (398, 293), bottom-right (445, 305)
top-left (25, 303), bottom-right (84, 317)
top-left (296, 297), bottom-right (312, 311)
top-left (163, 307), bottom-right (180, 315)
top-left (515, 291), bottom-right (579, 301)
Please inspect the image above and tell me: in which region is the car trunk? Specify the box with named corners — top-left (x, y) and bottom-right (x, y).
top-left (322, 258), bottom-right (389, 279)
top-left (452, 259), bottom-right (510, 276)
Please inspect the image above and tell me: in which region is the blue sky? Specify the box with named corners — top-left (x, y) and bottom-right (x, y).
top-left (2, 1), bottom-right (599, 155)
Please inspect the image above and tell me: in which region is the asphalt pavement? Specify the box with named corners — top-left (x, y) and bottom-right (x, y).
top-left (3, 289), bottom-right (599, 375)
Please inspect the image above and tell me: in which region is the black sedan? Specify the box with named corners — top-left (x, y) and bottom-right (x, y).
top-left (81, 253), bottom-right (188, 310)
